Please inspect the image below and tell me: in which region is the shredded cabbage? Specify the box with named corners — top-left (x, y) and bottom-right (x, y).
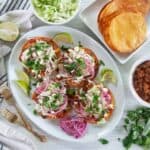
top-left (60, 117), bottom-right (87, 138)
top-left (32, 0), bottom-right (79, 23)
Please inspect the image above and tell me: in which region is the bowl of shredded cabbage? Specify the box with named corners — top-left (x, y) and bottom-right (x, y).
top-left (30, 0), bottom-right (80, 25)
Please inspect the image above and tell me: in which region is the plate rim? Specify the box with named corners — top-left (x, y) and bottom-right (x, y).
top-left (8, 25), bottom-right (125, 143)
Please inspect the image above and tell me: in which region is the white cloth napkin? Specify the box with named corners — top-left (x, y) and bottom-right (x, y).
top-left (0, 119), bottom-right (36, 150)
top-left (0, 10), bottom-right (33, 76)
top-left (0, 10), bottom-right (36, 150)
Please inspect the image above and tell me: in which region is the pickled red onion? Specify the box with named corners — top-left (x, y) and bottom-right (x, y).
top-left (60, 117), bottom-right (87, 138)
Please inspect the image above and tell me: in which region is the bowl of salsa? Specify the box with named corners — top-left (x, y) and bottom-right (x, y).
top-left (129, 56), bottom-right (150, 108)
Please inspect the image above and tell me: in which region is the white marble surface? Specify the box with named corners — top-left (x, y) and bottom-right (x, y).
top-left (3, 0), bottom-right (150, 149)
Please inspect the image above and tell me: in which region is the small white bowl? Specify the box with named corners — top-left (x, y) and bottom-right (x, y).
top-left (129, 56), bottom-right (150, 108)
top-left (30, 0), bottom-right (81, 25)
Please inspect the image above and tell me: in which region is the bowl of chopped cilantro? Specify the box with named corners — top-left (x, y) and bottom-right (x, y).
top-left (30, 0), bottom-right (80, 25)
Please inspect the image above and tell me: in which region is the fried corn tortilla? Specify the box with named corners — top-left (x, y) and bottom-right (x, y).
top-left (108, 12), bottom-right (147, 53)
top-left (114, 0), bottom-right (150, 16)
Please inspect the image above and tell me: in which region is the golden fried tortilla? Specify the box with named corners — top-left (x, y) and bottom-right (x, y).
top-left (108, 12), bottom-right (147, 53)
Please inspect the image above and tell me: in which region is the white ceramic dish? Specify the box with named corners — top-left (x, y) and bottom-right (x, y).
top-left (80, 0), bottom-right (150, 64)
top-left (8, 26), bottom-right (125, 143)
top-left (129, 55), bottom-right (150, 108)
top-left (30, 0), bottom-right (81, 25)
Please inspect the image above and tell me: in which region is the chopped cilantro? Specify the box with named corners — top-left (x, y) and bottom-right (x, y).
top-left (25, 60), bottom-right (45, 71)
top-left (80, 91), bottom-right (86, 98)
top-left (86, 106), bottom-right (93, 113)
top-left (26, 59), bottom-right (35, 68)
top-left (54, 93), bottom-right (61, 100)
top-left (53, 82), bottom-right (61, 88)
top-left (34, 42), bottom-right (49, 51)
top-left (99, 60), bottom-right (105, 66)
top-left (99, 138), bottom-right (109, 144)
top-left (51, 102), bottom-right (58, 110)
top-left (76, 58), bottom-right (85, 68)
top-left (67, 88), bottom-right (76, 96)
top-left (64, 62), bottom-right (77, 72)
top-left (33, 109), bottom-right (37, 115)
top-left (43, 55), bottom-right (49, 61)
top-left (64, 58), bottom-right (85, 76)
top-left (93, 94), bottom-right (99, 103)
top-left (78, 41), bottom-right (83, 47)
top-left (61, 45), bottom-right (71, 51)
top-left (76, 68), bottom-right (82, 76)
top-left (27, 48), bottom-right (33, 56)
top-left (43, 96), bottom-right (50, 108)
top-left (122, 107), bottom-right (150, 150)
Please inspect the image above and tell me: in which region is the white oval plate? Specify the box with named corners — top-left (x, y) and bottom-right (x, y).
top-left (8, 26), bottom-right (125, 143)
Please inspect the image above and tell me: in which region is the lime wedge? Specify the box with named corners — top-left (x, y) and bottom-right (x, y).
top-left (15, 70), bottom-right (30, 95)
top-left (16, 80), bottom-right (30, 95)
top-left (53, 32), bottom-right (73, 44)
top-left (100, 68), bottom-right (117, 84)
top-left (15, 70), bottom-right (29, 85)
top-left (0, 22), bottom-right (19, 42)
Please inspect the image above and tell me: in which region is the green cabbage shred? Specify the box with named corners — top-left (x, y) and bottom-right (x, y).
top-left (32, 0), bottom-right (79, 23)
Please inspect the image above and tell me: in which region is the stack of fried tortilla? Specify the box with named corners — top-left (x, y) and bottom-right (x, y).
top-left (98, 0), bottom-right (150, 54)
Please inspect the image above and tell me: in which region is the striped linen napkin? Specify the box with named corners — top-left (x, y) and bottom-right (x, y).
top-left (0, 0), bottom-right (30, 14)
top-left (0, 1), bottom-right (34, 149)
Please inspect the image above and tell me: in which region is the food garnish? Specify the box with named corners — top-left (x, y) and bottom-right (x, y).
top-left (53, 32), bottom-right (74, 44)
top-left (133, 61), bottom-right (150, 103)
top-left (16, 70), bottom-right (30, 84)
top-left (0, 22), bottom-right (19, 42)
top-left (99, 138), bottom-right (109, 144)
top-left (32, 0), bottom-right (79, 23)
top-left (97, 68), bottom-right (117, 84)
top-left (61, 45), bottom-right (71, 51)
top-left (123, 107), bottom-right (150, 150)
top-left (60, 117), bottom-right (87, 138)
top-left (99, 60), bottom-right (105, 66)
top-left (15, 70), bottom-right (30, 95)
